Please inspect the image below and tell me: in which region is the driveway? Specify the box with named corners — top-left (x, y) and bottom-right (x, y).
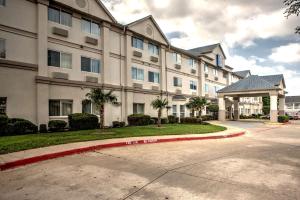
top-left (1, 121), bottom-right (300, 200)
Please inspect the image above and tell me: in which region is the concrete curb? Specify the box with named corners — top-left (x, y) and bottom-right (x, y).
top-left (0, 131), bottom-right (245, 171)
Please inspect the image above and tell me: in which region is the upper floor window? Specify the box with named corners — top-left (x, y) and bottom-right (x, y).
top-left (0, 0), bottom-right (5, 7)
top-left (49, 100), bottom-right (73, 116)
top-left (132, 37), bottom-right (143, 50)
top-left (188, 59), bottom-right (196, 68)
top-left (205, 84), bottom-right (209, 93)
top-left (148, 43), bottom-right (159, 55)
top-left (173, 77), bottom-right (182, 87)
top-left (132, 67), bottom-right (144, 81)
top-left (204, 64), bottom-right (209, 74)
top-left (0, 38), bottom-right (5, 59)
top-left (81, 18), bottom-right (100, 36)
top-left (213, 68), bottom-right (218, 76)
top-left (148, 71), bottom-right (159, 83)
top-left (190, 80), bottom-right (197, 90)
top-left (0, 97), bottom-right (7, 115)
top-left (48, 7), bottom-right (72, 27)
top-left (172, 53), bottom-right (181, 64)
top-left (48, 50), bottom-right (72, 69)
top-left (81, 56), bottom-right (100, 73)
top-left (216, 54), bottom-right (222, 67)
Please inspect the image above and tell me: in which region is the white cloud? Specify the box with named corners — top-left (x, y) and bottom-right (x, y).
top-left (269, 43), bottom-right (300, 63)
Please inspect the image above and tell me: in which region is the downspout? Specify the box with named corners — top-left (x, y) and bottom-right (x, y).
top-left (120, 26), bottom-right (126, 121)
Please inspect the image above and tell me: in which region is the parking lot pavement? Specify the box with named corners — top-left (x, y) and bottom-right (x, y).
top-left (0, 121), bottom-right (299, 200)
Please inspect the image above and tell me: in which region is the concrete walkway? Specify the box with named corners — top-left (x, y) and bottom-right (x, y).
top-left (0, 122), bottom-right (244, 167)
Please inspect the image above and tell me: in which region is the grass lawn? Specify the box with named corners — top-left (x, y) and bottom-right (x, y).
top-left (0, 124), bottom-right (226, 154)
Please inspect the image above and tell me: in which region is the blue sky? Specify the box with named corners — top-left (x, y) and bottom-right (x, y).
top-left (102, 0), bottom-right (300, 95)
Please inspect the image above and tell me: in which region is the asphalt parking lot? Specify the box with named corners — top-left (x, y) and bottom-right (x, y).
top-left (1, 121), bottom-right (300, 200)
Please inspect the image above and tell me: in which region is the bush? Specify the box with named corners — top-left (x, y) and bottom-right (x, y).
top-left (180, 117), bottom-right (202, 124)
top-left (112, 121), bottom-right (126, 128)
top-left (168, 115), bottom-right (179, 124)
top-left (161, 118), bottom-right (168, 124)
top-left (127, 114), bottom-right (151, 126)
top-left (39, 124), bottom-right (48, 133)
top-left (201, 115), bottom-right (214, 121)
top-left (68, 113), bottom-right (99, 130)
top-left (8, 118), bottom-right (26, 124)
top-left (150, 118), bottom-right (155, 125)
top-left (9, 120), bottom-right (38, 135)
top-left (278, 115), bottom-right (289, 123)
top-left (48, 120), bottom-right (67, 132)
top-left (0, 115), bottom-right (8, 135)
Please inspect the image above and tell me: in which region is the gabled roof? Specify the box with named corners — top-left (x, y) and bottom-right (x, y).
top-left (126, 15), bottom-right (170, 45)
top-left (188, 43), bottom-right (227, 59)
top-left (170, 46), bottom-right (199, 59)
top-left (260, 74), bottom-right (286, 88)
top-left (233, 70), bottom-right (251, 78)
top-left (95, 0), bottom-right (117, 23)
top-left (286, 96), bottom-right (300, 103)
top-left (218, 75), bottom-right (284, 93)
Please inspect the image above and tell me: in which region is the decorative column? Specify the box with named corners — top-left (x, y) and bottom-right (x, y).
top-left (101, 22), bottom-right (110, 84)
top-left (278, 96), bottom-right (285, 115)
top-left (270, 92), bottom-right (278, 122)
top-left (218, 95), bottom-right (226, 121)
top-left (233, 97), bottom-right (239, 121)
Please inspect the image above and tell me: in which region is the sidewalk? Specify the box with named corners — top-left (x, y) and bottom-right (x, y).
top-left (0, 122), bottom-right (246, 170)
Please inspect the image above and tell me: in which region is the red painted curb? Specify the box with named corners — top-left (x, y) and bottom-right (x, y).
top-left (0, 131), bottom-right (245, 171)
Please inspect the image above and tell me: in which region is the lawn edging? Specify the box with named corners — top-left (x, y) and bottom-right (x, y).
top-left (0, 131), bottom-right (245, 171)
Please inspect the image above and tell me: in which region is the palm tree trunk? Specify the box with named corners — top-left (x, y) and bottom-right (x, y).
top-left (199, 109), bottom-right (202, 121)
top-left (100, 104), bottom-right (104, 129)
top-left (158, 108), bottom-right (162, 127)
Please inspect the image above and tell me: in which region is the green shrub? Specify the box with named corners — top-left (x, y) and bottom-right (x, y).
top-left (278, 115), bottom-right (289, 123)
top-left (180, 117), bottom-right (202, 124)
top-left (201, 115), bottom-right (214, 121)
top-left (39, 124), bottom-right (48, 133)
top-left (0, 115), bottom-right (8, 135)
top-left (150, 118), bottom-right (155, 125)
top-left (161, 118), bottom-right (168, 124)
top-left (48, 120), bottom-right (67, 132)
top-left (127, 114), bottom-right (151, 126)
top-left (8, 118), bottom-right (26, 124)
top-left (68, 113), bottom-right (99, 130)
top-left (168, 115), bottom-right (179, 123)
top-left (9, 120), bottom-right (38, 135)
top-left (119, 121), bottom-right (126, 127)
top-left (112, 121), bottom-right (126, 128)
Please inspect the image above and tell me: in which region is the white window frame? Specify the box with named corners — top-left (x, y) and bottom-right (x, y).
top-left (188, 58), bottom-right (196, 69)
top-left (132, 67), bottom-right (144, 81)
top-left (81, 56), bottom-right (100, 73)
top-left (0, 97), bottom-right (7, 115)
top-left (49, 99), bottom-right (73, 117)
top-left (48, 49), bottom-right (72, 69)
top-left (173, 53), bottom-right (181, 64)
top-left (214, 68), bottom-right (218, 76)
top-left (148, 71), bottom-right (160, 83)
top-left (190, 80), bottom-right (197, 90)
top-left (48, 7), bottom-right (72, 27)
top-left (172, 105), bottom-right (177, 117)
top-left (173, 77), bottom-right (182, 87)
top-left (148, 43), bottom-right (159, 55)
top-left (132, 37), bottom-right (143, 50)
top-left (204, 64), bottom-right (209, 74)
top-left (81, 18), bottom-right (100, 36)
top-left (205, 84), bottom-right (209, 93)
top-left (133, 103), bottom-right (145, 114)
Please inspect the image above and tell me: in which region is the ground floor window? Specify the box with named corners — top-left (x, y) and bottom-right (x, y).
top-left (0, 97), bottom-right (7, 114)
top-left (180, 105), bottom-right (185, 118)
top-left (172, 105), bottom-right (177, 116)
top-left (82, 100), bottom-right (99, 115)
top-left (49, 100), bottom-right (73, 116)
top-left (133, 103), bottom-right (144, 114)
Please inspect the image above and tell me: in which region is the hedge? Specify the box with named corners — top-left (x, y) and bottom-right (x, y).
top-left (127, 114), bottom-right (151, 126)
top-left (278, 115), bottom-right (289, 123)
top-left (151, 117), bottom-right (168, 124)
top-left (48, 120), bottom-right (67, 132)
top-left (0, 115), bottom-right (8, 134)
top-left (68, 113), bottom-right (99, 130)
top-left (180, 117), bottom-right (202, 124)
top-left (168, 115), bottom-right (179, 124)
top-left (112, 121), bottom-right (126, 128)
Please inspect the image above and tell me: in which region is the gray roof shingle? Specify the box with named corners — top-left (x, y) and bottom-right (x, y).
top-left (233, 70), bottom-right (251, 78)
top-left (286, 96), bottom-right (300, 103)
top-left (188, 44), bottom-right (219, 54)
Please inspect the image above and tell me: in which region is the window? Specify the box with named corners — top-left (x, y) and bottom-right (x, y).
top-left (132, 37), bottom-right (143, 50)
top-left (131, 67), bottom-right (144, 81)
top-left (48, 7), bottom-right (72, 27)
top-left (148, 43), bottom-right (159, 55)
top-left (216, 54), bottom-right (222, 67)
top-left (148, 71), bottom-right (159, 83)
top-left (0, 38), bottom-right (5, 59)
top-left (0, 97), bottom-right (7, 114)
top-left (82, 100), bottom-right (99, 115)
top-left (81, 18), bottom-right (100, 36)
top-left (286, 103), bottom-right (293, 109)
top-left (133, 103), bottom-right (144, 114)
top-left (48, 50), bottom-right (72, 68)
top-left (81, 56), bottom-right (100, 73)
top-left (205, 84), bottom-right (209, 93)
top-left (190, 80), bottom-right (197, 90)
top-left (180, 105), bottom-right (185, 118)
top-left (172, 105), bottom-right (177, 116)
top-left (173, 77), bottom-right (182, 87)
top-left (0, 0), bottom-right (5, 6)
top-left (49, 100), bottom-right (73, 116)
top-left (188, 59), bottom-right (196, 68)
top-left (294, 103), bottom-right (300, 109)
top-left (213, 68), bottom-right (218, 76)
top-left (172, 53), bottom-right (181, 64)
top-left (204, 64), bottom-right (208, 74)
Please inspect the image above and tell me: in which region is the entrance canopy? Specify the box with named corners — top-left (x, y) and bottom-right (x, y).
top-left (217, 74), bottom-right (287, 122)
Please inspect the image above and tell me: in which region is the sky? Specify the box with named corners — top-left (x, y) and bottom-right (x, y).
top-left (102, 0), bottom-right (300, 95)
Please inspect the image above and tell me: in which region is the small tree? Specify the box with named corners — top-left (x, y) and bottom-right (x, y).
top-left (207, 104), bottom-right (219, 119)
top-left (151, 97), bottom-right (168, 127)
top-left (186, 97), bottom-right (208, 121)
top-left (86, 88), bottom-right (118, 129)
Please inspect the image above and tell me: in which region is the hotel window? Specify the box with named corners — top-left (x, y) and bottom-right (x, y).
top-left (180, 105), bottom-right (185, 118)
top-left (81, 56), bottom-right (100, 73)
top-left (172, 105), bottom-right (177, 116)
top-left (190, 80), bottom-right (197, 90)
top-left (81, 18), bottom-right (100, 36)
top-left (0, 97), bottom-right (7, 115)
top-left (173, 77), bottom-right (182, 87)
top-left (48, 7), bottom-right (72, 27)
top-left (148, 71), bottom-right (160, 83)
top-left (82, 100), bottom-right (99, 115)
top-left (216, 54), bottom-right (222, 67)
top-left (0, 0), bottom-right (5, 6)
top-left (0, 38), bottom-right (5, 59)
top-left (286, 103), bottom-right (293, 109)
top-left (131, 67), bottom-right (144, 81)
top-left (213, 68), bottom-right (218, 76)
top-left (48, 50), bottom-right (72, 69)
top-left (205, 84), bottom-right (209, 93)
top-left (204, 64), bottom-right (209, 74)
top-left (133, 103), bottom-right (144, 114)
top-left (294, 103), bottom-right (300, 109)
top-left (132, 37), bottom-right (143, 50)
top-left (172, 53), bottom-right (181, 64)
top-left (49, 100), bottom-right (73, 116)
top-left (188, 59), bottom-right (196, 68)
top-left (148, 43), bottom-right (159, 55)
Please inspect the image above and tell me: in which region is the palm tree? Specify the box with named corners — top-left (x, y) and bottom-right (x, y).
top-left (151, 97), bottom-right (168, 127)
top-left (186, 97), bottom-right (208, 120)
top-left (86, 88), bottom-right (118, 129)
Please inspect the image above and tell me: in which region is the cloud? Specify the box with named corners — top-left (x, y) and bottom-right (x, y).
top-left (166, 31), bottom-right (188, 39)
top-left (269, 43), bottom-right (300, 63)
